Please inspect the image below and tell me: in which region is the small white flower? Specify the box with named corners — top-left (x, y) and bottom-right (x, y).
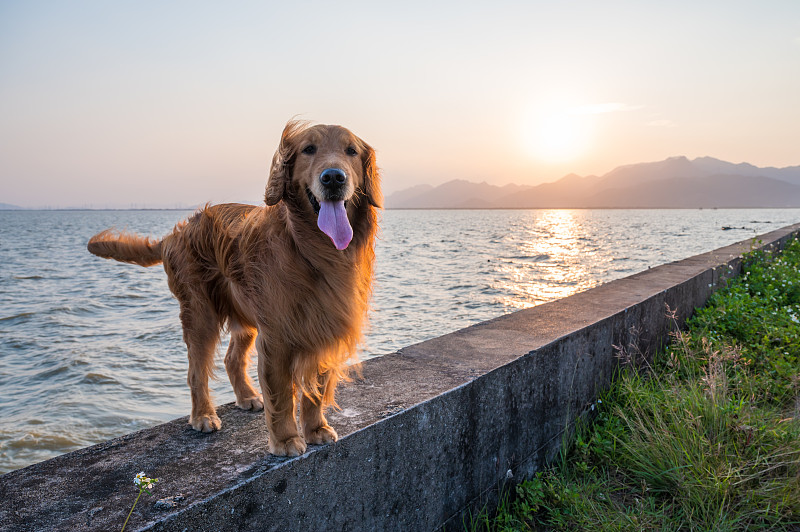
top-left (134, 472), bottom-right (157, 489)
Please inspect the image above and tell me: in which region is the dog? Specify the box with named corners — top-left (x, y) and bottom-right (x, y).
top-left (87, 121), bottom-right (381, 456)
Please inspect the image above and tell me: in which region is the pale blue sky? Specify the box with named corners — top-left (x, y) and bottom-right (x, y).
top-left (1, 1), bottom-right (799, 208)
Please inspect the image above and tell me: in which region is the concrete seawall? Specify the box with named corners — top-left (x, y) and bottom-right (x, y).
top-left (2, 223), bottom-right (799, 531)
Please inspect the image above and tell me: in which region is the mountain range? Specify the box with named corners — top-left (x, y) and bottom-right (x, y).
top-left (385, 157), bottom-right (800, 209)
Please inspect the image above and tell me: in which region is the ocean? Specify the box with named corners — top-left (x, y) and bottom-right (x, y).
top-left (1, 208), bottom-right (798, 473)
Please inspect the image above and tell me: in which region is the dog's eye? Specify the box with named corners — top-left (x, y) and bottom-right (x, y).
top-left (302, 145), bottom-right (317, 155)
top-left (345, 146), bottom-right (357, 156)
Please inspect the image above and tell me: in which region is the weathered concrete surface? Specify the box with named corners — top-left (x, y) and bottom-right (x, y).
top-left (1, 223), bottom-right (799, 531)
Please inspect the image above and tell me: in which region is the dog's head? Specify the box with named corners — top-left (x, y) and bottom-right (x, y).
top-left (265, 121), bottom-right (382, 250)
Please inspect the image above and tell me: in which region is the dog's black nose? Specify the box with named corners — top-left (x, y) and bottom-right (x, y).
top-left (320, 168), bottom-right (347, 187)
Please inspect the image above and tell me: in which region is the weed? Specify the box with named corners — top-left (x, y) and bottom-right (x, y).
top-left (121, 471), bottom-right (159, 532)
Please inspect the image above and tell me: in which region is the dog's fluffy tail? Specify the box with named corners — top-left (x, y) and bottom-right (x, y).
top-left (87, 229), bottom-right (163, 267)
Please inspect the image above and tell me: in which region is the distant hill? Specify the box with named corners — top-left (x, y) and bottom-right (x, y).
top-left (385, 156), bottom-right (800, 209)
top-left (0, 203), bottom-right (25, 210)
top-left (386, 180), bottom-right (536, 209)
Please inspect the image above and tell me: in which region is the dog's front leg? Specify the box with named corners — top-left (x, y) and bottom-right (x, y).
top-left (256, 340), bottom-right (306, 457)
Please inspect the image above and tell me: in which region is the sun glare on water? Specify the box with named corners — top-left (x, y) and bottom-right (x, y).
top-left (493, 209), bottom-right (597, 309)
top-left (520, 103), bottom-right (592, 163)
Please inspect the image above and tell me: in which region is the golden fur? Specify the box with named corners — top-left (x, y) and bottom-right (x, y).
top-left (88, 122), bottom-right (381, 456)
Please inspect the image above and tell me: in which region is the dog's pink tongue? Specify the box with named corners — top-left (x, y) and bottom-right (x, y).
top-left (317, 200), bottom-right (353, 250)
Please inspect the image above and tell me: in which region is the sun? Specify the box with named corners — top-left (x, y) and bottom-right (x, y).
top-left (520, 104), bottom-right (591, 164)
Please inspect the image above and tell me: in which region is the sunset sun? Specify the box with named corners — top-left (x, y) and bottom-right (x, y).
top-left (520, 104), bottom-right (591, 163)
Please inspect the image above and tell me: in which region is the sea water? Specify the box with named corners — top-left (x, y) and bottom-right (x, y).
top-left (1, 208), bottom-right (798, 472)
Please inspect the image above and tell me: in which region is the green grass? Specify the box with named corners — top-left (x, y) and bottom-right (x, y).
top-left (470, 239), bottom-right (800, 531)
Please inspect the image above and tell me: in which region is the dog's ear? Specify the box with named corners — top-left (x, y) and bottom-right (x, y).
top-left (360, 141), bottom-right (383, 209)
top-left (265, 151), bottom-right (289, 206)
top-left (265, 121), bottom-right (305, 206)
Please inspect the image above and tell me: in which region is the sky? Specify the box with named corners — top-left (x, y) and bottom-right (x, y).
top-left (1, 1), bottom-right (799, 208)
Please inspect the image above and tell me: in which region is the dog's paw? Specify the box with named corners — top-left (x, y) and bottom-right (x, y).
top-left (236, 395), bottom-right (264, 411)
top-left (304, 424), bottom-right (338, 445)
top-left (269, 435), bottom-right (307, 457)
top-left (190, 414), bottom-right (222, 433)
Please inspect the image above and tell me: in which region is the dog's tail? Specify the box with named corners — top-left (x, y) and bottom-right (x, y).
top-left (87, 229), bottom-right (163, 267)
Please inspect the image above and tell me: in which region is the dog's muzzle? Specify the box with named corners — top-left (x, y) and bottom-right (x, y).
top-left (318, 168), bottom-right (348, 201)
top-left (308, 169), bottom-right (353, 251)
top-left (320, 168), bottom-right (347, 188)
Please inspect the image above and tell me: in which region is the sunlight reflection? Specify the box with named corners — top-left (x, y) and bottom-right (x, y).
top-left (493, 210), bottom-right (599, 310)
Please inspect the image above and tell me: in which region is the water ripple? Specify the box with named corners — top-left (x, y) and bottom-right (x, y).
top-left (0, 312), bottom-right (35, 323)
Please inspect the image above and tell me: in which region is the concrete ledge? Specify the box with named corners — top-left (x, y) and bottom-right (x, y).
top-left (2, 223), bottom-right (799, 531)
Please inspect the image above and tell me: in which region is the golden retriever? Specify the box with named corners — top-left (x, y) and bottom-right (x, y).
top-left (87, 121), bottom-right (381, 456)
